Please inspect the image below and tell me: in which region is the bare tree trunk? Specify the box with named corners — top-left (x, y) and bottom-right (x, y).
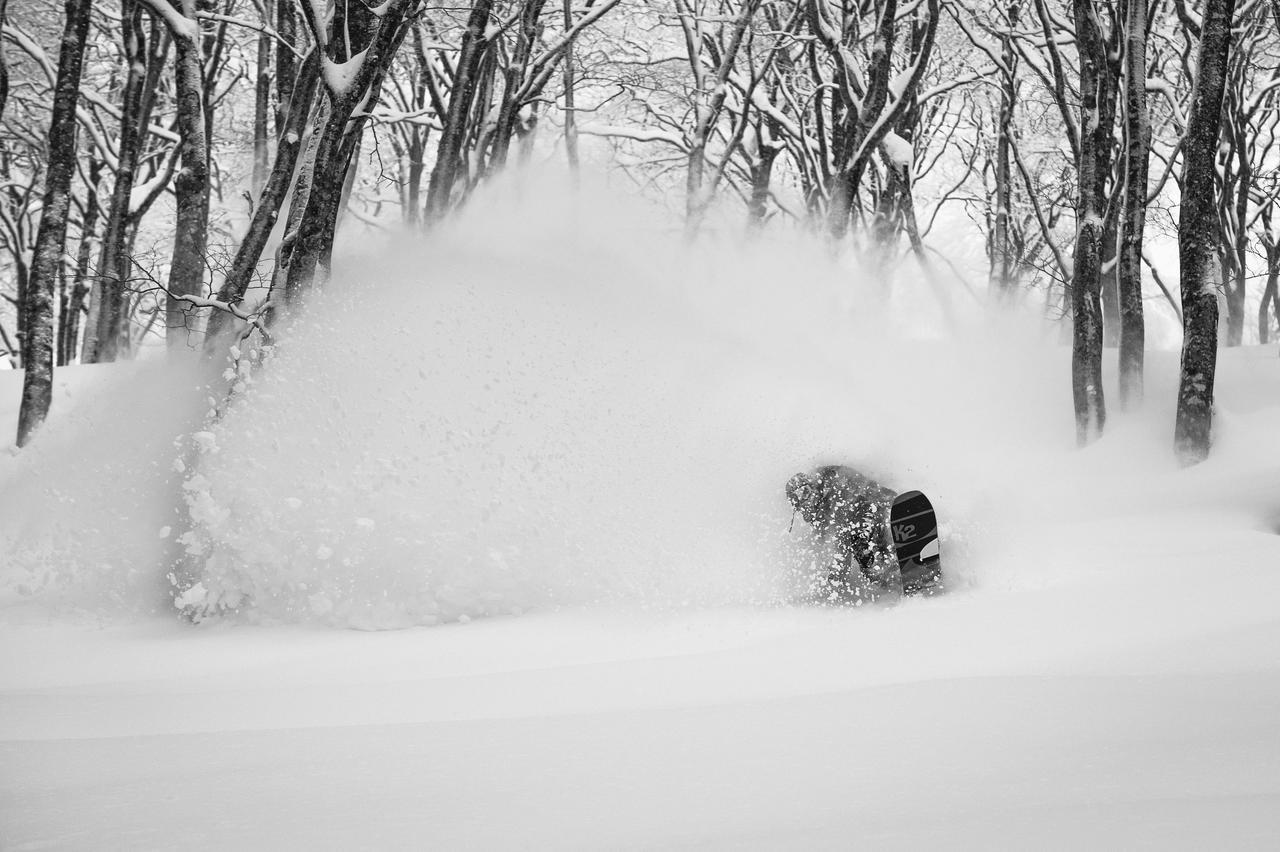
top-left (990, 0), bottom-right (1020, 298)
top-left (489, 0), bottom-right (547, 174)
top-left (562, 0), bottom-right (579, 181)
top-left (404, 25), bottom-right (430, 224)
top-left (1117, 0), bottom-right (1149, 409)
top-left (0, 0), bottom-right (9, 123)
top-left (425, 0), bottom-right (496, 221)
top-left (1260, 260), bottom-right (1278, 345)
top-left (1259, 212), bottom-right (1280, 345)
top-left (85, 0), bottom-right (151, 363)
top-left (206, 48), bottom-right (321, 348)
top-left (1100, 209), bottom-right (1120, 346)
top-left (165, 4), bottom-right (211, 352)
top-left (251, 0), bottom-right (273, 196)
top-left (275, 0), bottom-right (296, 135)
top-left (747, 141), bottom-right (780, 231)
top-left (61, 157), bottom-right (102, 365)
top-left (0, 320), bottom-right (17, 368)
top-left (1175, 0), bottom-right (1236, 465)
top-left (284, 0), bottom-right (415, 303)
top-left (1070, 0), bottom-right (1109, 446)
top-left (822, 0), bottom-right (939, 243)
top-left (825, 0), bottom-right (898, 240)
top-left (17, 0), bottom-right (92, 447)
top-left (1223, 136), bottom-right (1249, 347)
top-left (681, 0), bottom-right (762, 237)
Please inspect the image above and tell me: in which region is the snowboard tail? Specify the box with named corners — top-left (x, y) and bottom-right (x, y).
top-left (890, 490), bottom-right (942, 595)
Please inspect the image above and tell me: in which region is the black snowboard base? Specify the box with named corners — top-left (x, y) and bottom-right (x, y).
top-left (890, 490), bottom-right (942, 595)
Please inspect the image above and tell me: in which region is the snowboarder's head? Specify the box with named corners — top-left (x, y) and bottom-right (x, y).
top-left (786, 472), bottom-right (824, 523)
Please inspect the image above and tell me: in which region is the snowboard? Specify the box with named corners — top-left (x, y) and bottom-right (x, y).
top-left (890, 490), bottom-right (942, 595)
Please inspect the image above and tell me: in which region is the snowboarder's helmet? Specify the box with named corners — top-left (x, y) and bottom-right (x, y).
top-left (786, 472), bottom-right (822, 517)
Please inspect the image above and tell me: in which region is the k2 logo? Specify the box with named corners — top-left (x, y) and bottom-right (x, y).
top-left (892, 523), bottom-right (915, 543)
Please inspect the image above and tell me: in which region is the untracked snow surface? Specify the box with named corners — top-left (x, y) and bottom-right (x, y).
top-left (3, 180), bottom-right (1280, 849)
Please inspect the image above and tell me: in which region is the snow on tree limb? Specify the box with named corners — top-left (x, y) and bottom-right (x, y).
top-left (323, 49), bottom-right (370, 98)
top-left (136, 0), bottom-right (200, 40)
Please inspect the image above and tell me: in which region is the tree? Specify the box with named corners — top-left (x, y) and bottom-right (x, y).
top-left (0, 0), bottom-right (9, 123)
top-left (1117, 0), bottom-right (1150, 409)
top-left (85, 1), bottom-right (172, 363)
top-left (283, 0), bottom-right (421, 303)
top-left (142, 0), bottom-right (210, 353)
top-left (1175, 0), bottom-right (1236, 465)
top-left (17, 0), bottom-right (92, 446)
top-left (1069, 0), bottom-right (1115, 446)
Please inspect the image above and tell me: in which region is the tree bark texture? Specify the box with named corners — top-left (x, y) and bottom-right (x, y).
top-left (17, 0), bottom-right (92, 447)
top-left (275, 0), bottom-right (296, 135)
top-left (489, 0), bottom-right (548, 175)
top-left (85, 0), bottom-right (151, 363)
top-left (165, 2), bottom-right (211, 351)
top-left (206, 48), bottom-right (321, 349)
top-left (1070, 0), bottom-right (1109, 446)
top-left (0, 0), bottom-right (9, 123)
top-left (1259, 211), bottom-right (1280, 345)
top-left (990, 0), bottom-right (1019, 299)
top-left (252, 0), bottom-right (272, 195)
top-left (61, 157), bottom-right (102, 365)
top-left (425, 0), bottom-right (496, 221)
top-left (1261, 263), bottom-right (1279, 345)
top-left (562, 0), bottom-right (579, 180)
top-left (1222, 125), bottom-right (1249, 347)
top-left (1175, 0), bottom-right (1236, 465)
top-left (681, 0), bottom-right (763, 237)
top-left (1117, 0), bottom-right (1149, 409)
top-left (284, 0), bottom-right (415, 304)
top-left (821, 0), bottom-right (939, 243)
top-left (824, 0), bottom-right (899, 240)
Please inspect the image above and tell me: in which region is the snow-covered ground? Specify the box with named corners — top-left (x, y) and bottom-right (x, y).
top-left (3, 185), bottom-right (1280, 849)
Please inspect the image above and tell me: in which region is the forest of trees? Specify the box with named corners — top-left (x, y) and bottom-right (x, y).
top-left (2, 0), bottom-right (1278, 464)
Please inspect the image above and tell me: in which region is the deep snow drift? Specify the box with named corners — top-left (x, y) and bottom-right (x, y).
top-left (3, 180), bottom-right (1280, 849)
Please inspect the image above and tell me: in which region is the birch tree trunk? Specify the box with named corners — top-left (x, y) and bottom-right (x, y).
top-left (1117, 0), bottom-right (1149, 409)
top-left (17, 0), bottom-right (92, 447)
top-left (1175, 0), bottom-right (1236, 464)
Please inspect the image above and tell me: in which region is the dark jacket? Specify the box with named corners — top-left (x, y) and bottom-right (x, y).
top-left (786, 465), bottom-right (897, 589)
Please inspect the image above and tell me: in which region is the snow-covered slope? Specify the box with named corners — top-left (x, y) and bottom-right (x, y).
top-left (2, 182), bottom-right (1279, 849)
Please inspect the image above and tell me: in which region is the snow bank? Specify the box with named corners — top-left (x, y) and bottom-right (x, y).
top-left (0, 358), bottom-right (214, 617)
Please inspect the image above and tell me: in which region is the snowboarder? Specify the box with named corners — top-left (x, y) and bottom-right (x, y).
top-left (786, 464), bottom-right (899, 601)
